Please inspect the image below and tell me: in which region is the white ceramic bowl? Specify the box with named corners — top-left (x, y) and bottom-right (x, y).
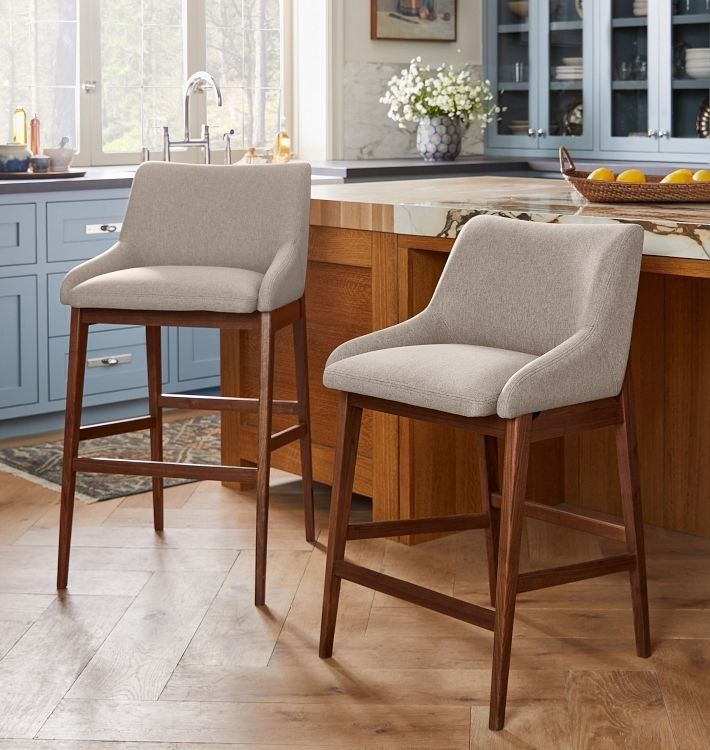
top-left (43, 146), bottom-right (76, 172)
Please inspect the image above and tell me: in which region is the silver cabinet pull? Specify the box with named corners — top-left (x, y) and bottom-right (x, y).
top-left (658, 129), bottom-right (670, 138)
top-left (647, 130), bottom-right (658, 138)
top-left (537, 128), bottom-right (546, 137)
top-left (81, 80), bottom-right (97, 94)
top-left (87, 353), bottom-right (132, 368)
top-left (85, 222), bottom-right (123, 235)
top-left (527, 128), bottom-right (536, 137)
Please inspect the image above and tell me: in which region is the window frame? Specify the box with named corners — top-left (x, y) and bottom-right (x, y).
top-left (73, 0), bottom-right (291, 166)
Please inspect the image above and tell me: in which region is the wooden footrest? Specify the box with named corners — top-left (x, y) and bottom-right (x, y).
top-left (491, 493), bottom-right (627, 543)
top-left (334, 560), bottom-right (495, 631)
top-left (347, 513), bottom-right (489, 540)
top-left (79, 416), bottom-right (155, 441)
top-left (159, 394), bottom-right (299, 414)
top-left (270, 424), bottom-right (307, 451)
top-left (73, 457), bottom-right (257, 483)
top-left (517, 553), bottom-right (636, 593)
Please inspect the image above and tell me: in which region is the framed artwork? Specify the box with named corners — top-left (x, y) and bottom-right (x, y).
top-left (371, 0), bottom-right (457, 42)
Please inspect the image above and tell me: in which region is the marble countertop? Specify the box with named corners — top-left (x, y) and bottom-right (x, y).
top-left (310, 176), bottom-right (710, 261)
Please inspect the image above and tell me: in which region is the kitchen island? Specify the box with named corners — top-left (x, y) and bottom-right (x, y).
top-left (222, 175), bottom-right (710, 541)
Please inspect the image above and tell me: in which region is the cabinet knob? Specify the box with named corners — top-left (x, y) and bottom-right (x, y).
top-left (658, 129), bottom-right (670, 139)
top-left (536, 129), bottom-right (546, 137)
top-left (647, 130), bottom-right (658, 138)
top-left (527, 128), bottom-right (536, 137)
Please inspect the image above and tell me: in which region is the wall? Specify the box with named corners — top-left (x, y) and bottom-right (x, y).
top-left (339, 0), bottom-right (485, 159)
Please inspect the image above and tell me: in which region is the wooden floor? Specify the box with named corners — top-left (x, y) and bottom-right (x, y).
top-left (0, 465), bottom-right (708, 749)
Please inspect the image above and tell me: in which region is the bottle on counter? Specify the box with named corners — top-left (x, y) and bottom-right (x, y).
top-left (30, 113), bottom-right (40, 155)
top-left (12, 107), bottom-right (27, 145)
top-left (271, 119), bottom-right (292, 164)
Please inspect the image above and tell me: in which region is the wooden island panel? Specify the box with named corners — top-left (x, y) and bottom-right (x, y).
top-left (222, 222), bottom-right (710, 541)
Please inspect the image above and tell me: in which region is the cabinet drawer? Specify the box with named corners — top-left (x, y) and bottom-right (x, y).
top-left (0, 276), bottom-right (38, 409)
top-left (47, 272), bottom-right (135, 337)
top-left (47, 198), bottom-right (128, 263)
top-left (49, 328), bottom-right (168, 401)
top-left (0, 204), bottom-right (36, 266)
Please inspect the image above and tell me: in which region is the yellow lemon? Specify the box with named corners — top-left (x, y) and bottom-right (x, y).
top-left (661, 169), bottom-right (694, 184)
top-left (692, 169), bottom-right (710, 182)
top-left (587, 167), bottom-right (615, 182)
top-left (616, 169), bottom-right (646, 183)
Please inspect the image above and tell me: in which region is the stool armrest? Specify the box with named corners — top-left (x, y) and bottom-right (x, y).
top-left (60, 242), bottom-right (137, 305)
top-left (257, 239), bottom-right (305, 312)
top-left (325, 310), bottom-right (446, 368)
top-left (497, 328), bottom-right (626, 419)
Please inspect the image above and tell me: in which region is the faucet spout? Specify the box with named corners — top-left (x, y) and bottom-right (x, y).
top-left (183, 71), bottom-right (223, 141)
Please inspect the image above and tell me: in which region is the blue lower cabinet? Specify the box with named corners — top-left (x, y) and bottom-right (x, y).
top-left (0, 276), bottom-right (38, 409)
top-left (49, 327), bottom-right (169, 402)
top-left (177, 327), bottom-right (220, 381)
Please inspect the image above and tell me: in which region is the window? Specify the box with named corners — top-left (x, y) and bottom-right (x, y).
top-left (0, 0), bottom-right (286, 164)
top-left (0, 0), bottom-right (79, 149)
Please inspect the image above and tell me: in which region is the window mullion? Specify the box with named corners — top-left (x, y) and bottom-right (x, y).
top-left (77, 0), bottom-right (100, 166)
top-left (185, 0), bottom-right (207, 140)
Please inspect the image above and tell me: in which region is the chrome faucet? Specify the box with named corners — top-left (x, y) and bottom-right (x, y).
top-left (157, 71), bottom-right (223, 164)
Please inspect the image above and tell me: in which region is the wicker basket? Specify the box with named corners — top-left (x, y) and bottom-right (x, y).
top-left (559, 147), bottom-right (710, 204)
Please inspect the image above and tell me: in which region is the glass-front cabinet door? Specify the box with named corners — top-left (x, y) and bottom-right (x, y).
top-left (538, 0), bottom-right (592, 149)
top-left (658, 0), bottom-right (710, 155)
top-left (488, 0), bottom-right (538, 148)
top-left (600, 0), bottom-right (660, 152)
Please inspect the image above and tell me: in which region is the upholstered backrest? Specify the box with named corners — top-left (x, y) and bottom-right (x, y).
top-left (428, 215), bottom-right (643, 356)
top-left (120, 161), bottom-right (311, 274)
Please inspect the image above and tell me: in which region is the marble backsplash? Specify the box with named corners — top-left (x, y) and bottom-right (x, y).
top-left (343, 61), bottom-right (486, 160)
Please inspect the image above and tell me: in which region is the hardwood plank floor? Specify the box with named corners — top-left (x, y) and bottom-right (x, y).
top-left (0, 465), bottom-right (707, 748)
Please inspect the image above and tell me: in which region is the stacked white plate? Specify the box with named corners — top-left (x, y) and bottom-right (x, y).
top-left (553, 65), bottom-right (583, 81)
top-left (632, 1), bottom-right (647, 17)
top-left (685, 48), bottom-right (710, 79)
top-left (509, 119), bottom-right (529, 135)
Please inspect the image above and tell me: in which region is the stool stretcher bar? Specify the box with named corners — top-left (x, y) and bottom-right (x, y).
top-left (347, 513), bottom-right (490, 541)
top-left (73, 456), bottom-right (257, 483)
top-left (158, 394), bottom-right (300, 414)
top-left (79, 416), bottom-right (155, 442)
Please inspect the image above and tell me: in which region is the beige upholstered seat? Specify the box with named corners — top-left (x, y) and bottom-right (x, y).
top-left (324, 215), bottom-right (644, 418)
top-left (61, 161), bottom-right (311, 314)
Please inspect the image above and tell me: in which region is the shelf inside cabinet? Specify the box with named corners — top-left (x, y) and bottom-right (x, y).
top-left (498, 23), bottom-right (529, 33)
top-left (549, 21), bottom-right (583, 31)
top-left (611, 18), bottom-right (649, 28)
top-left (672, 79), bottom-right (710, 89)
top-left (498, 82), bottom-right (530, 91)
top-left (612, 80), bottom-right (649, 89)
top-left (672, 14), bottom-right (710, 25)
top-left (550, 81), bottom-right (583, 90)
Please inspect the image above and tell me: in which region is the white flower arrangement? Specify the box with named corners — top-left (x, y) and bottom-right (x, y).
top-left (380, 57), bottom-right (501, 130)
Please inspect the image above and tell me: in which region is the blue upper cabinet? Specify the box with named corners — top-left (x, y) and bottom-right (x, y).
top-left (487, 0), bottom-right (710, 160)
top-left (486, 0), bottom-right (593, 153)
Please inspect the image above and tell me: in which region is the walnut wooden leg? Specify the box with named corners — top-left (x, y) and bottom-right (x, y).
top-left (490, 414), bottom-right (532, 731)
top-left (477, 434), bottom-right (501, 607)
top-left (293, 298), bottom-right (315, 544)
top-left (616, 375), bottom-right (651, 658)
top-left (57, 308), bottom-right (89, 590)
top-left (319, 392), bottom-right (363, 658)
top-left (146, 326), bottom-right (164, 532)
top-left (255, 312), bottom-right (275, 606)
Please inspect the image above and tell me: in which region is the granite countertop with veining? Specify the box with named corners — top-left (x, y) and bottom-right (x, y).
top-left (310, 176), bottom-right (710, 260)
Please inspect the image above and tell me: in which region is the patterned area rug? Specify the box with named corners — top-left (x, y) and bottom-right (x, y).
top-left (0, 414), bottom-right (220, 503)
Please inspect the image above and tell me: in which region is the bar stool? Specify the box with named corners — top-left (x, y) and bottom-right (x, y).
top-left (58, 161), bottom-right (313, 605)
top-left (319, 215), bottom-right (649, 730)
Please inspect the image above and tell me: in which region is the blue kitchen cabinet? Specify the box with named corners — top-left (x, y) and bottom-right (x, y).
top-left (486, 0), bottom-right (710, 162)
top-left (0, 186), bottom-right (220, 438)
top-left (0, 276), bottom-right (38, 410)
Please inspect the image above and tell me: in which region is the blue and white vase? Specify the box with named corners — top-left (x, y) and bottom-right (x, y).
top-left (416, 115), bottom-right (463, 162)
top-left (0, 143), bottom-right (32, 173)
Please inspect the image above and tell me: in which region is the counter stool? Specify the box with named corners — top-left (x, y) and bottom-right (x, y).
top-left (58, 161), bottom-right (313, 605)
top-left (319, 215), bottom-right (649, 730)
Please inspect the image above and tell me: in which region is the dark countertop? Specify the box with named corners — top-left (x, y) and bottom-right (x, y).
top-left (0, 166), bottom-right (137, 195)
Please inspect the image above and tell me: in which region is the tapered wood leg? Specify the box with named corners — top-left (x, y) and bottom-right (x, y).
top-left (477, 434), bottom-right (500, 607)
top-left (255, 313), bottom-right (275, 606)
top-left (319, 392), bottom-right (363, 658)
top-left (57, 309), bottom-right (89, 590)
top-left (490, 414), bottom-right (532, 731)
top-left (146, 326), bottom-right (164, 532)
top-left (616, 375), bottom-right (651, 658)
top-left (293, 298), bottom-right (315, 544)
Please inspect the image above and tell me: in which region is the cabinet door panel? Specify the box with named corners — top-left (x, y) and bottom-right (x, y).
top-left (599, 0), bottom-right (661, 152)
top-left (0, 276), bottom-right (38, 409)
top-left (0, 204), bottom-right (36, 266)
top-left (487, 0), bottom-right (540, 149)
top-left (177, 327), bottom-right (220, 382)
